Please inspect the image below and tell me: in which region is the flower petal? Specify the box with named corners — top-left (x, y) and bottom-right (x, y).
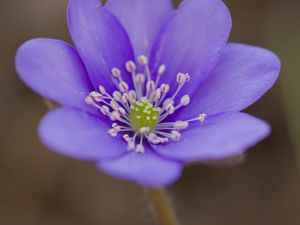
top-left (176, 43), bottom-right (281, 120)
top-left (98, 150), bottom-right (182, 187)
top-left (150, 0), bottom-right (231, 96)
top-left (105, 0), bottom-right (174, 57)
top-left (68, 0), bottom-right (134, 91)
top-left (154, 112), bottom-right (270, 162)
top-left (39, 108), bottom-right (125, 160)
top-left (15, 38), bottom-right (94, 113)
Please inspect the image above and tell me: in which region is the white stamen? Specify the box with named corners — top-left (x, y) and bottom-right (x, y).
top-left (113, 91), bottom-right (122, 101)
top-left (100, 105), bottom-right (110, 115)
top-left (125, 60), bottom-right (136, 73)
top-left (158, 64), bottom-right (166, 75)
top-left (99, 85), bottom-right (106, 94)
top-left (108, 129), bottom-right (118, 137)
top-left (111, 67), bottom-right (121, 78)
top-left (118, 81), bottom-right (129, 93)
top-left (117, 107), bottom-right (126, 116)
top-left (85, 96), bottom-right (95, 105)
top-left (170, 130), bottom-right (181, 141)
top-left (198, 113), bottom-right (207, 122)
top-left (146, 80), bottom-right (155, 94)
top-left (135, 144), bottom-right (144, 153)
top-left (135, 73), bottom-right (145, 84)
top-left (163, 98), bottom-right (174, 108)
top-left (180, 95), bottom-right (190, 106)
top-left (176, 73), bottom-right (190, 84)
top-left (128, 90), bottom-right (136, 103)
top-left (110, 101), bottom-right (119, 111)
top-left (160, 83), bottom-right (170, 94)
top-left (138, 55), bottom-right (148, 65)
top-left (173, 121), bottom-right (189, 130)
top-left (121, 93), bottom-right (129, 104)
top-left (165, 104), bottom-right (175, 115)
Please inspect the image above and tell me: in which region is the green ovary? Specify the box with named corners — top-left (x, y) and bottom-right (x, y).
top-left (129, 99), bottom-right (160, 132)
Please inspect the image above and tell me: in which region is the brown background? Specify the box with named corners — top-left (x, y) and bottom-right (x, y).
top-left (1, 0), bottom-right (300, 225)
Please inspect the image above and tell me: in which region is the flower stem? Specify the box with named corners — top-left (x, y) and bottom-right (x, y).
top-left (145, 188), bottom-right (180, 225)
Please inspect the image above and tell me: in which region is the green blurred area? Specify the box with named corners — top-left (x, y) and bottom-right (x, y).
top-left (0, 0), bottom-right (300, 225)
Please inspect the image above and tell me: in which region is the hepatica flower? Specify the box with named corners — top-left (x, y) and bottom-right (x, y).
top-left (16, 0), bottom-right (280, 187)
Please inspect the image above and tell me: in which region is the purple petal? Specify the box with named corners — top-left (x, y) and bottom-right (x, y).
top-left (68, 0), bottom-right (134, 91)
top-left (150, 0), bottom-right (231, 96)
top-left (98, 150), bottom-right (182, 187)
top-left (15, 38), bottom-right (94, 113)
top-left (39, 108), bottom-right (125, 160)
top-left (154, 112), bottom-right (270, 162)
top-left (176, 43), bottom-right (281, 120)
top-left (105, 0), bottom-right (174, 57)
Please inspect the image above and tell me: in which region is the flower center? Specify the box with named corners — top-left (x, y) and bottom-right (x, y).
top-left (129, 98), bottom-right (160, 132)
top-left (85, 55), bottom-right (207, 153)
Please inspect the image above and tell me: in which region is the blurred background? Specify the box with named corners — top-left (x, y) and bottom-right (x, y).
top-left (1, 0), bottom-right (300, 224)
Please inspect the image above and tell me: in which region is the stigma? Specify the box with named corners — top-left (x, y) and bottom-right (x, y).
top-left (85, 55), bottom-right (207, 153)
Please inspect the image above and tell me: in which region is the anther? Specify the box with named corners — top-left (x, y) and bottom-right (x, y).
top-left (198, 113), bottom-right (207, 122)
top-left (118, 81), bottom-right (129, 93)
top-left (138, 55), bottom-right (148, 65)
top-left (110, 101), bottom-right (119, 111)
top-left (85, 96), bottom-right (95, 105)
top-left (165, 104), bottom-right (175, 114)
top-left (108, 129), bottom-right (118, 137)
top-left (121, 93), bottom-right (129, 104)
top-left (160, 84), bottom-right (170, 94)
top-left (173, 121), bottom-right (189, 130)
top-left (117, 107), bottom-right (126, 116)
top-left (128, 90), bottom-right (136, 103)
top-left (146, 80), bottom-right (155, 93)
top-left (176, 73), bottom-right (190, 84)
top-left (180, 95), bottom-right (190, 106)
top-left (158, 64), bottom-right (166, 75)
top-left (111, 67), bottom-right (121, 78)
top-left (170, 130), bottom-right (181, 141)
top-left (125, 60), bottom-right (136, 73)
top-left (135, 144), bottom-right (145, 153)
top-left (163, 98), bottom-right (174, 108)
top-left (135, 73), bottom-right (145, 84)
top-left (113, 91), bottom-right (122, 101)
top-left (100, 106), bottom-right (110, 115)
top-left (110, 111), bottom-right (120, 121)
top-left (99, 85), bottom-right (106, 94)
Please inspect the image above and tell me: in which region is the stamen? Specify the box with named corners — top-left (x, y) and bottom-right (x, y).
top-left (113, 91), bottom-right (122, 101)
top-left (138, 55), bottom-right (152, 83)
top-left (186, 113), bottom-right (207, 123)
top-left (146, 80), bottom-right (155, 97)
top-left (180, 95), bottom-right (190, 106)
top-left (111, 67), bottom-right (121, 79)
top-left (128, 90), bottom-right (137, 104)
top-left (118, 81), bottom-right (129, 93)
top-left (86, 58), bottom-right (206, 154)
top-left (125, 60), bottom-right (136, 73)
top-left (138, 55), bottom-right (148, 66)
top-left (99, 85), bottom-right (106, 95)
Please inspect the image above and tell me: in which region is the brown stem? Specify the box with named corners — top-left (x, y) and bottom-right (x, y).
top-left (145, 188), bottom-right (180, 225)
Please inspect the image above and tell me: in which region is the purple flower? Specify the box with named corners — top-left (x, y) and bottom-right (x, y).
top-left (15, 0), bottom-right (280, 187)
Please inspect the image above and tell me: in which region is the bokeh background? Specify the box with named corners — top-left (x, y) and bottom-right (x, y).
top-left (1, 0), bottom-right (300, 224)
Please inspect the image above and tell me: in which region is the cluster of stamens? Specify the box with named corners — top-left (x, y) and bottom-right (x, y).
top-left (85, 55), bottom-right (207, 153)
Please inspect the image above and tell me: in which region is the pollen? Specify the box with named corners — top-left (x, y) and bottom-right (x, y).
top-left (129, 100), bottom-right (160, 132)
